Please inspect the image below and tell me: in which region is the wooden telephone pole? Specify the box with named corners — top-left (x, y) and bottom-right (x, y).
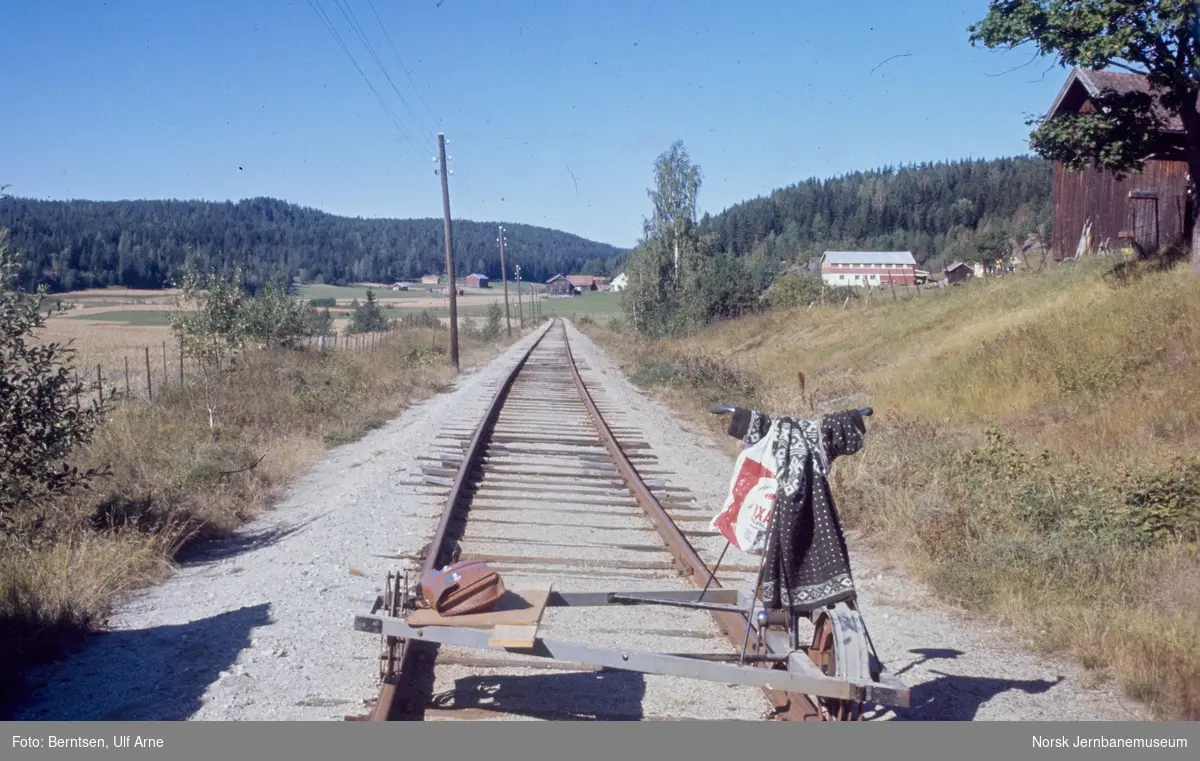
top-left (497, 225), bottom-right (512, 337)
top-left (515, 264), bottom-right (524, 327)
top-left (437, 133), bottom-right (459, 371)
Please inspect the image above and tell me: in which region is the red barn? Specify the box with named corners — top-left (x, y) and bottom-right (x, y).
top-left (1046, 67), bottom-right (1194, 259)
top-left (465, 273), bottom-right (489, 288)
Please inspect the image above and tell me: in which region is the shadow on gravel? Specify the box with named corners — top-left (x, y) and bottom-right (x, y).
top-left (175, 517), bottom-right (318, 566)
top-left (892, 670), bottom-right (1066, 721)
top-left (892, 647), bottom-right (968, 676)
top-left (428, 669), bottom-right (648, 721)
top-left (860, 648), bottom-right (1066, 721)
top-left (10, 603), bottom-right (271, 721)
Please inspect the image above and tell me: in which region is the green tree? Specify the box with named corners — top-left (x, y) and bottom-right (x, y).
top-left (579, 258), bottom-right (607, 276)
top-left (481, 302), bottom-right (504, 341)
top-left (0, 196), bottom-right (630, 294)
top-left (241, 279), bottom-right (313, 348)
top-left (348, 289), bottom-right (389, 334)
top-left (0, 231), bottom-right (110, 532)
top-left (169, 266), bottom-right (252, 436)
top-left (647, 140), bottom-right (703, 284)
top-left (970, 0), bottom-right (1200, 273)
top-left (693, 253), bottom-right (763, 323)
top-left (623, 141), bottom-right (707, 336)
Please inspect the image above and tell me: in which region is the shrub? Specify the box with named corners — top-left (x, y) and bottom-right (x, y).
top-left (0, 233), bottom-right (111, 533)
top-left (481, 302), bottom-right (503, 340)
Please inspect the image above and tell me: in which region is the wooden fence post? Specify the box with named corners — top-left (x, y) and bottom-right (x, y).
top-left (145, 346), bottom-right (153, 401)
top-left (97, 364), bottom-right (103, 406)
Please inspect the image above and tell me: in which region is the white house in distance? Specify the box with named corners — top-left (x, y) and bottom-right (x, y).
top-left (819, 251), bottom-right (917, 287)
top-left (609, 272), bottom-right (628, 292)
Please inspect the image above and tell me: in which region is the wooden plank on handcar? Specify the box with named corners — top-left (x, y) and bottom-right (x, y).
top-left (406, 588), bottom-right (551, 628)
top-left (489, 624), bottom-right (539, 648)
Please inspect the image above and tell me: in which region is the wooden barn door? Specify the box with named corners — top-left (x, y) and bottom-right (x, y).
top-left (1128, 190), bottom-right (1160, 254)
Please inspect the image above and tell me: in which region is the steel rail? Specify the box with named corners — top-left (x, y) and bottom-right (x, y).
top-left (366, 316), bottom-right (820, 721)
top-left (561, 326), bottom-right (822, 721)
top-left (368, 318), bottom-right (557, 721)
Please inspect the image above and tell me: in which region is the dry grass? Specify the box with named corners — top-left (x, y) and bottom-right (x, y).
top-left (0, 324), bottom-right (524, 715)
top-left (37, 313), bottom-right (176, 372)
top-left (583, 256), bottom-right (1200, 720)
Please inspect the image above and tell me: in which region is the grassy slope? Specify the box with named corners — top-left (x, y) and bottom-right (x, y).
top-left (582, 257), bottom-right (1199, 719)
top-left (0, 325), bottom-right (527, 715)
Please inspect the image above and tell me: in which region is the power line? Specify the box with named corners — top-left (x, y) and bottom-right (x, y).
top-left (306, 0), bottom-right (420, 149)
top-left (332, 0), bottom-right (432, 155)
top-left (365, 0), bottom-right (442, 132)
top-left (332, 0), bottom-right (436, 146)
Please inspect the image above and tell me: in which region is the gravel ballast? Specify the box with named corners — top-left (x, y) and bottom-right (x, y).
top-left (11, 321), bottom-right (1147, 721)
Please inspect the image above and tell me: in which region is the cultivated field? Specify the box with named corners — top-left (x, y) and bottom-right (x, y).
top-left (35, 283), bottom-right (622, 395)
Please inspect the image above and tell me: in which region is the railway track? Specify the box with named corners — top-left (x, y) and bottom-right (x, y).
top-left (351, 317), bottom-right (842, 721)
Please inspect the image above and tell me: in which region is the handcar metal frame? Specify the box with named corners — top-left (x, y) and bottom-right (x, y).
top-left (354, 577), bottom-right (910, 713)
top-left (354, 398), bottom-right (910, 717)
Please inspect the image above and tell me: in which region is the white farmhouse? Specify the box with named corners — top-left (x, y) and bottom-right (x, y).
top-left (820, 251), bottom-right (917, 288)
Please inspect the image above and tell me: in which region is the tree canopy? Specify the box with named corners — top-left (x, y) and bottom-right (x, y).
top-left (0, 197), bottom-right (629, 293)
top-left (969, 0), bottom-right (1200, 269)
top-left (699, 157), bottom-right (1052, 271)
top-left (623, 142), bottom-right (770, 336)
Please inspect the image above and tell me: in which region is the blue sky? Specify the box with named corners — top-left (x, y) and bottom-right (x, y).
top-left (1, 1), bottom-right (1068, 249)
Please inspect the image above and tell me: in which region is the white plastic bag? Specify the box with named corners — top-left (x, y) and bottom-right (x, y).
top-left (710, 425), bottom-right (779, 555)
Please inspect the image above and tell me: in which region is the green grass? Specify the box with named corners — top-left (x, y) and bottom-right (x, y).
top-left (298, 282), bottom-right (546, 303)
top-left (69, 310), bottom-right (175, 326)
top-left (298, 284), bottom-right (439, 302)
top-left (376, 292), bottom-right (610, 321)
top-left (537, 292), bottom-right (623, 317)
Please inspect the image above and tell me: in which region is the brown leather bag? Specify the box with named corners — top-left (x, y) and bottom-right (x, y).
top-left (419, 560), bottom-right (505, 616)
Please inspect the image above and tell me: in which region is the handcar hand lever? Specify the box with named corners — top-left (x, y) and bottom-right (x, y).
top-left (711, 403), bottom-right (874, 417)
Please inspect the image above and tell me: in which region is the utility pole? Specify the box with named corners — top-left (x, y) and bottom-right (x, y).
top-left (515, 264), bottom-right (524, 328)
top-left (497, 225), bottom-right (512, 337)
top-left (437, 133), bottom-right (459, 371)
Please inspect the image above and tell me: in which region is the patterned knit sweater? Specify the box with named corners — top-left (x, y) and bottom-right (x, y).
top-left (726, 407), bottom-right (866, 612)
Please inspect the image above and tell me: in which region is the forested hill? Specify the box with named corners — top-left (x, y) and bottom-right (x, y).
top-left (699, 156), bottom-right (1053, 270)
top-left (0, 196), bottom-right (629, 293)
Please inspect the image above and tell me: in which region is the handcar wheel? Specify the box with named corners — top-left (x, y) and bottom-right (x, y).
top-left (809, 614), bottom-right (866, 721)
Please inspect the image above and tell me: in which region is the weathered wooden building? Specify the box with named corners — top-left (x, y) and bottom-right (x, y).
top-left (944, 261), bottom-right (973, 285)
top-left (1047, 68), bottom-right (1192, 259)
top-left (545, 274), bottom-right (574, 296)
top-left (567, 275), bottom-right (607, 292)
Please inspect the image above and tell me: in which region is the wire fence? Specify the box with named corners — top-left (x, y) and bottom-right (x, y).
top-left (70, 325), bottom-right (416, 409)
